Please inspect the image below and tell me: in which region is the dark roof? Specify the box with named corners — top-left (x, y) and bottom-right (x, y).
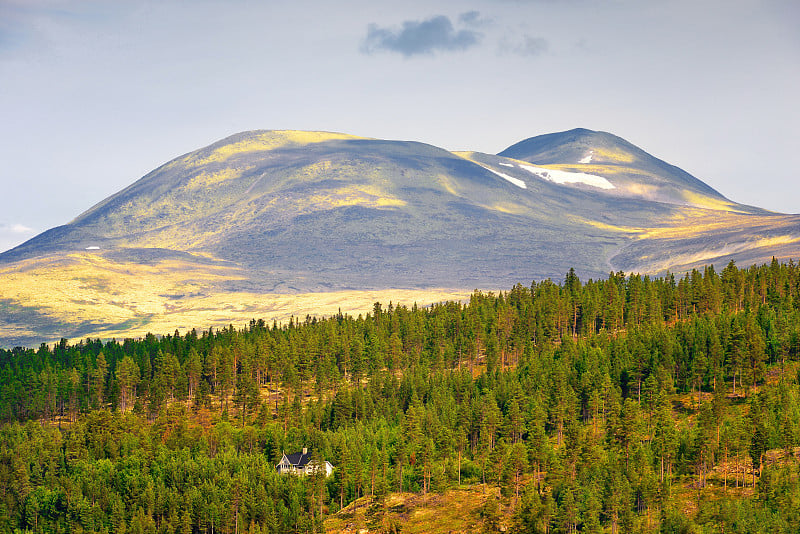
top-left (284, 451), bottom-right (311, 467)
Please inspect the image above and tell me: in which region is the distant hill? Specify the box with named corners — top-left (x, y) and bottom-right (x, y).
top-left (1, 128), bottom-right (798, 346)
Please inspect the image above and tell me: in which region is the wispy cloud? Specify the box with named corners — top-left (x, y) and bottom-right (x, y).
top-left (459, 11), bottom-right (492, 27)
top-left (498, 33), bottom-right (549, 56)
top-left (361, 14), bottom-right (483, 57)
top-left (0, 0), bottom-right (118, 55)
top-left (0, 223), bottom-right (36, 253)
top-left (0, 223), bottom-right (34, 234)
top-left (0, 3), bottom-right (33, 53)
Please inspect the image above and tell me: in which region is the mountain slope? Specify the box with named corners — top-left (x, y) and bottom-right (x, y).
top-left (499, 128), bottom-right (771, 213)
top-left (1, 128), bottom-right (798, 346)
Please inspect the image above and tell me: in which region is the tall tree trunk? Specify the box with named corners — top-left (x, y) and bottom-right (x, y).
top-left (724, 447), bottom-right (728, 491)
top-left (458, 449), bottom-right (461, 487)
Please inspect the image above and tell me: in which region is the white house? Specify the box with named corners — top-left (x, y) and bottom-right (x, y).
top-left (276, 448), bottom-right (334, 477)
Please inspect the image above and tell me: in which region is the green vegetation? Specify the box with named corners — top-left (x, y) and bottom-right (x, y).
top-left (3, 259), bottom-right (800, 532)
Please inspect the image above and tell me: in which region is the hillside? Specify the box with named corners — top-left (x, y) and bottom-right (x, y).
top-left (3, 261), bottom-right (800, 533)
top-left (1, 128), bottom-right (799, 346)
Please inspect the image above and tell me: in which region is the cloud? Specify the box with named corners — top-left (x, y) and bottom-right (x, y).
top-left (498, 34), bottom-right (549, 56)
top-left (361, 15), bottom-right (482, 57)
top-left (8, 224), bottom-right (34, 233)
top-left (0, 1), bottom-right (120, 55)
top-left (0, 4), bottom-right (32, 52)
top-left (0, 223), bottom-right (34, 234)
top-left (0, 223), bottom-right (36, 253)
top-left (459, 11), bottom-right (492, 27)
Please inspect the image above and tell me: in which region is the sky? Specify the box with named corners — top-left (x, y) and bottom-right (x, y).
top-left (1, 0), bottom-right (799, 253)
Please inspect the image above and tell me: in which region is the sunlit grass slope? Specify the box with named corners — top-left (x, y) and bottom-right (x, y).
top-left (0, 251), bottom-right (470, 347)
top-left (613, 210), bottom-right (800, 274)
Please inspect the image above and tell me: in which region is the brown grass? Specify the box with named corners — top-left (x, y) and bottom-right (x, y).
top-left (325, 486), bottom-right (513, 534)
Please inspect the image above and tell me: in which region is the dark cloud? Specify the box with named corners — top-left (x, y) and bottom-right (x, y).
top-left (459, 11), bottom-right (481, 24)
top-left (498, 34), bottom-right (549, 56)
top-left (361, 15), bottom-right (482, 57)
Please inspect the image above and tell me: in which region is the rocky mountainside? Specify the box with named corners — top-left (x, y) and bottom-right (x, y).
top-left (1, 128), bottom-right (798, 346)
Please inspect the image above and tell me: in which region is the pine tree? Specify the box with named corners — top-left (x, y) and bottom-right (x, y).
top-left (116, 355), bottom-right (140, 413)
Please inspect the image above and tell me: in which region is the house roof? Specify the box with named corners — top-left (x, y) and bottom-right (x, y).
top-left (283, 451), bottom-right (311, 467)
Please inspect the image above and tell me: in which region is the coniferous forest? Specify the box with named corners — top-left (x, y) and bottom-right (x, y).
top-left (4, 259), bottom-right (800, 533)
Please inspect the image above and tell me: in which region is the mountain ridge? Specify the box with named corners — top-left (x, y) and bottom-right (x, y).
top-left (1, 127), bottom-right (798, 346)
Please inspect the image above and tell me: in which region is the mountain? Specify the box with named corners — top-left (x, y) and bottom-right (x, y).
top-left (1, 128), bottom-right (798, 346)
top-left (498, 128), bottom-right (729, 206)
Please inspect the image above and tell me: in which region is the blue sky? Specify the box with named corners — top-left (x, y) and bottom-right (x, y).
top-left (1, 0), bottom-right (799, 252)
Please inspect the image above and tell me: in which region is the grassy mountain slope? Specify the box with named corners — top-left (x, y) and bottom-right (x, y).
top-left (1, 128), bottom-right (798, 346)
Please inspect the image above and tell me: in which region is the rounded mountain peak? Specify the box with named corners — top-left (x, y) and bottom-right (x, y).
top-left (498, 128), bottom-right (643, 166)
top-left (498, 128), bottom-right (724, 200)
top-left (184, 130), bottom-right (368, 165)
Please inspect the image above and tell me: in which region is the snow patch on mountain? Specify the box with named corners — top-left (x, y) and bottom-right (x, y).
top-left (579, 151), bottom-right (593, 164)
top-left (519, 164), bottom-right (614, 190)
top-left (480, 165), bottom-right (527, 189)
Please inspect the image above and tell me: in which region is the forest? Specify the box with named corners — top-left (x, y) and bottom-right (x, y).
top-left (3, 259), bottom-right (800, 533)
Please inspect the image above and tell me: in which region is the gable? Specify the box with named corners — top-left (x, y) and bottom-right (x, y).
top-left (285, 451), bottom-right (309, 466)
top-left (277, 449), bottom-right (332, 474)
